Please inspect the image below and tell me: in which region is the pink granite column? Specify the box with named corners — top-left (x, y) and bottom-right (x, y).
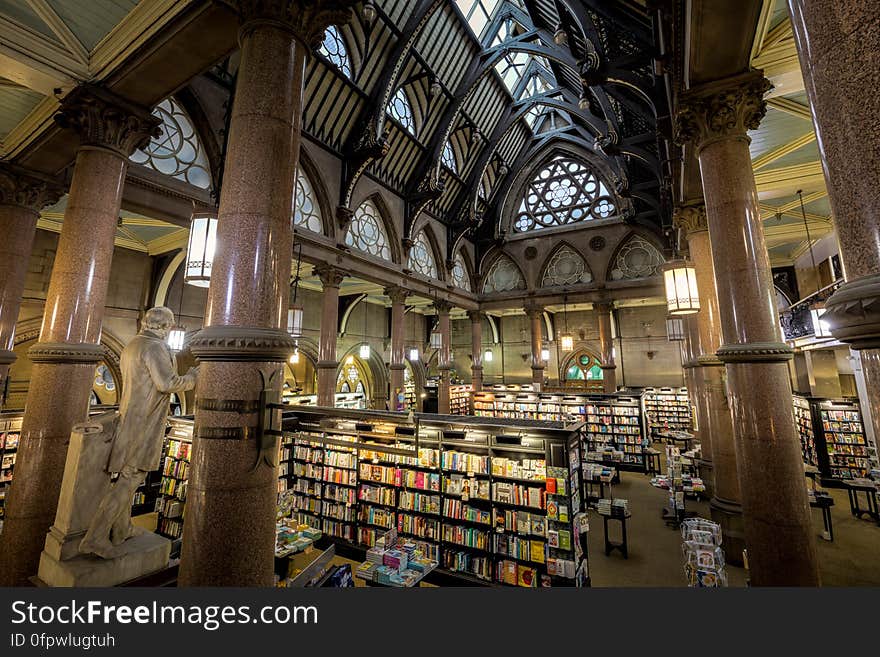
top-left (0, 166), bottom-right (64, 388)
top-left (526, 305), bottom-right (544, 391)
top-left (315, 265), bottom-right (346, 407)
top-left (178, 2), bottom-right (355, 587)
top-left (435, 301), bottom-right (452, 414)
top-left (676, 71), bottom-right (819, 585)
top-left (0, 87), bottom-right (159, 586)
top-left (789, 0), bottom-right (880, 439)
top-left (675, 203), bottom-right (744, 564)
top-left (595, 302), bottom-right (617, 393)
top-left (385, 286), bottom-right (408, 411)
top-left (468, 310), bottom-right (483, 392)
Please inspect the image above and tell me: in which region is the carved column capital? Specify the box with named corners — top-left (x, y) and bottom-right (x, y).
top-left (674, 71), bottom-right (772, 154)
top-left (314, 264), bottom-right (347, 288)
top-left (221, 0), bottom-right (357, 49)
top-left (673, 203), bottom-right (708, 236)
top-left (54, 85), bottom-right (161, 158)
top-left (0, 165), bottom-right (65, 213)
top-left (384, 285), bottom-right (410, 305)
top-left (524, 305), bottom-right (543, 319)
top-left (594, 301), bottom-right (614, 315)
top-left (335, 205), bottom-right (354, 232)
top-left (433, 300), bottom-right (453, 315)
top-left (467, 310), bottom-right (484, 324)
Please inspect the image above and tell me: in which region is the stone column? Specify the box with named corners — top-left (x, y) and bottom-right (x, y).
top-left (675, 203), bottom-right (744, 564)
top-left (315, 265), bottom-right (346, 407)
top-left (178, 1), bottom-right (354, 587)
top-left (789, 0), bottom-right (880, 440)
top-left (468, 310), bottom-right (483, 392)
top-left (0, 166), bottom-right (64, 388)
top-left (675, 71), bottom-right (819, 585)
top-left (526, 305), bottom-right (544, 391)
top-left (435, 301), bottom-right (452, 414)
top-left (0, 86), bottom-right (159, 586)
top-left (385, 286), bottom-right (408, 411)
top-left (596, 302), bottom-right (617, 393)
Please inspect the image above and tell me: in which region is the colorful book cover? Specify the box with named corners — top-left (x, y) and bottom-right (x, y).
top-left (545, 477), bottom-right (557, 494)
top-left (518, 566), bottom-right (536, 588)
top-left (546, 499), bottom-right (559, 520)
top-left (530, 540), bottom-right (545, 563)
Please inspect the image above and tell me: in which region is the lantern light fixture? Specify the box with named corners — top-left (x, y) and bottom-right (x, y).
top-left (363, 0), bottom-right (377, 26)
top-left (167, 327), bottom-right (186, 352)
top-left (559, 294), bottom-right (573, 352)
top-left (289, 347), bottom-right (300, 364)
top-left (666, 316), bottom-right (685, 342)
top-left (184, 211), bottom-right (218, 287)
top-left (288, 243), bottom-right (304, 336)
top-left (483, 349), bottom-right (493, 363)
top-left (408, 348), bottom-right (419, 361)
top-left (554, 23), bottom-right (567, 45)
top-left (359, 343), bottom-right (371, 359)
top-left (663, 259), bottom-right (700, 315)
top-left (541, 348), bottom-right (550, 362)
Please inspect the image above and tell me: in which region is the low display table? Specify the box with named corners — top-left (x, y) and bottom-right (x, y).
top-left (600, 511), bottom-right (631, 559)
top-left (845, 479), bottom-right (880, 525)
top-left (644, 448), bottom-right (661, 476)
top-left (808, 489), bottom-right (835, 541)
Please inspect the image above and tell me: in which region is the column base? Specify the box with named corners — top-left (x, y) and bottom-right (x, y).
top-left (709, 496), bottom-right (745, 567)
top-left (698, 459), bottom-right (715, 499)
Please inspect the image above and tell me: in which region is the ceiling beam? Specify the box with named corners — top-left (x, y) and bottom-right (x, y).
top-left (766, 97), bottom-right (812, 120)
top-left (754, 161), bottom-right (825, 194)
top-left (25, 0), bottom-right (88, 65)
top-left (752, 131), bottom-right (815, 170)
top-left (0, 15), bottom-right (87, 94)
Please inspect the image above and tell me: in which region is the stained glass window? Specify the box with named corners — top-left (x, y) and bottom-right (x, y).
top-left (514, 156), bottom-right (616, 232)
top-left (442, 141), bottom-right (457, 174)
top-left (388, 87), bottom-right (415, 135)
top-left (131, 98), bottom-right (211, 189)
top-left (293, 170), bottom-right (322, 233)
top-left (408, 232), bottom-right (437, 279)
top-left (319, 26), bottom-right (351, 78)
top-left (451, 253), bottom-right (471, 291)
top-left (565, 352), bottom-right (603, 381)
top-left (482, 255), bottom-right (526, 293)
top-left (541, 245), bottom-right (592, 287)
top-left (609, 235), bottom-right (665, 280)
top-left (345, 200), bottom-right (391, 260)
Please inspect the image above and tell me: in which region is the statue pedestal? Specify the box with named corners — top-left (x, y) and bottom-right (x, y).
top-left (37, 411), bottom-right (170, 587)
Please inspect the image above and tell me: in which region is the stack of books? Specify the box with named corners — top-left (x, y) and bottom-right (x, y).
top-left (596, 498), bottom-right (629, 517)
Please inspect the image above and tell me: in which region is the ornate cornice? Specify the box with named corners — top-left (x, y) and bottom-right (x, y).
top-left (0, 349), bottom-right (16, 366)
top-left (674, 71), bottom-right (772, 154)
top-left (0, 164), bottom-right (64, 212)
top-left (314, 263), bottom-right (348, 288)
top-left (697, 354), bottom-right (724, 367)
top-left (384, 286), bottom-right (410, 305)
top-left (821, 273), bottom-right (880, 350)
top-left (716, 342), bottom-right (793, 363)
top-left (673, 203), bottom-right (708, 236)
top-left (221, 0), bottom-right (357, 49)
top-left (55, 85), bottom-right (161, 158)
top-left (28, 342), bottom-right (106, 364)
top-left (189, 326), bottom-right (298, 362)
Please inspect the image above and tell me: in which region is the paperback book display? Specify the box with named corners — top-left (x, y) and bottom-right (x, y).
top-left (791, 396), bottom-right (877, 483)
top-left (681, 518), bottom-right (727, 587)
top-left (154, 418), bottom-right (194, 542)
top-left (651, 445), bottom-right (688, 526)
top-left (282, 406), bottom-right (589, 587)
top-left (449, 384), bottom-right (472, 415)
top-left (641, 387), bottom-right (692, 437)
top-left (356, 529), bottom-right (438, 586)
top-left (0, 413), bottom-right (23, 531)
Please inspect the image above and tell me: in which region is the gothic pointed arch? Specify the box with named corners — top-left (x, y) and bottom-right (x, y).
top-left (607, 231), bottom-right (665, 281)
top-left (345, 193), bottom-right (401, 264)
top-left (294, 146), bottom-right (333, 237)
top-left (450, 248), bottom-right (473, 292)
top-left (480, 251), bottom-right (527, 294)
top-left (408, 223), bottom-right (443, 280)
top-left (539, 242), bottom-right (593, 288)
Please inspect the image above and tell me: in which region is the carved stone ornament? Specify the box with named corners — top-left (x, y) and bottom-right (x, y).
top-left (54, 85), bottom-right (162, 158)
top-left (0, 349), bottom-right (16, 366)
top-left (589, 235), bottom-right (606, 251)
top-left (188, 326), bottom-right (298, 362)
top-left (715, 341), bottom-right (793, 363)
top-left (674, 71), bottom-right (772, 153)
top-left (384, 285), bottom-right (410, 304)
top-left (673, 203), bottom-right (708, 235)
top-left (821, 273), bottom-right (880, 350)
top-left (28, 341), bottom-right (107, 364)
top-left (0, 164), bottom-right (64, 212)
top-left (221, 0), bottom-right (357, 49)
top-left (433, 300), bottom-right (453, 315)
top-left (467, 310), bottom-right (484, 323)
top-left (314, 263), bottom-right (348, 287)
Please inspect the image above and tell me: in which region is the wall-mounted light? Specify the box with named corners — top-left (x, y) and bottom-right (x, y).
top-left (483, 349), bottom-right (493, 362)
top-left (663, 260), bottom-right (700, 315)
top-left (184, 212), bottom-right (217, 287)
top-left (167, 327), bottom-right (186, 352)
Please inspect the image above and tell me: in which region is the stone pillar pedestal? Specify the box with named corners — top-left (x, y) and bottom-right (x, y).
top-left (178, 4), bottom-right (354, 586)
top-left (386, 286), bottom-right (408, 410)
top-left (0, 166), bottom-right (64, 387)
top-left (315, 265), bottom-right (347, 407)
top-left (596, 302), bottom-right (616, 393)
top-left (435, 301), bottom-right (452, 414)
top-left (526, 306), bottom-right (544, 391)
top-left (0, 87), bottom-right (159, 586)
top-left (676, 71), bottom-right (818, 585)
top-left (468, 311), bottom-right (483, 393)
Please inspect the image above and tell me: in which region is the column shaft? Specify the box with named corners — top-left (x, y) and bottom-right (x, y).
top-left (596, 303), bottom-right (617, 393)
top-left (386, 287), bottom-right (407, 411)
top-left (527, 307), bottom-right (544, 391)
top-left (316, 266), bottom-right (345, 407)
top-left (469, 311), bottom-right (483, 393)
top-left (179, 13), bottom-right (313, 586)
top-left (677, 72), bottom-right (819, 585)
top-left (436, 303), bottom-right (451, 414)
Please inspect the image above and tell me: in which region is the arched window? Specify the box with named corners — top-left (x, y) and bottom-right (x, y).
top-left (131, 97), bottom-right (211, 189)
top-left (482, 255), bottom-right (525, 293)
top-left (293, 169), bottom-right (322, 234)
top-left (610, 235), bottom-right (664, 280)
top-left (345, 200), bottom-right (391, 260)
top-left (541, 245), bottom-right (592, 287)
top-left (442, 141), bottom-right (457, 174)
top-left (451, 253), bottom-right (471, 291)
top-left (408, 232), bottom-right (437, 279)
top-left (514, 156), bottom-right (616, 232)
top-left (518, 72), bottom-right (552, 100)
top-left (319, 26), bottom-right (351, 78)
top-left (565, 352), bottom-right (603, 383)
top-left (388, 87), bottom-right (415, 135)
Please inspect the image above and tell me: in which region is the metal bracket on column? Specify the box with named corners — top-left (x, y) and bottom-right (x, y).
top-left (253, 367), bottom-right (284, 472)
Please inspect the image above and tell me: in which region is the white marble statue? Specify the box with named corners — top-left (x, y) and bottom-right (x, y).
top-left (79, 306), bottom-right (198, 559)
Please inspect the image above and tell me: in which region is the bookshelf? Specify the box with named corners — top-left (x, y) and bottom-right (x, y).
top-left (641, 387), bottom-right (692, 437)
top-left (0, 412), bottom-right (23, 530)
top-left (282, 407), bottom-right (589, 587)
top-left (448, 384), bottom-right (472, 415)
top-left (403, 370), bottom-right (417, 410)
top-left (791, 396), bottom-right (877, 484)
top-left (581, 395), bottom-right (646, 472)
top-left (282, 391), bottom-right (366, 409)
top-left (154, 418), bottom-right (193, 543)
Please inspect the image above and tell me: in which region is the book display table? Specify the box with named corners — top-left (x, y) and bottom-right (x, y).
top-left (644, 448), bottom-right (661, 476)
top-left (656, 430), bottom-right (694, 451)
top-left (807, 490), bottom-right (835, 541)
top-left (355, 529), bottom-right (438, 587)
top-left (598, 499), bottom-right (630, 559)
top-left (845, 479), bottom-right (880, 525)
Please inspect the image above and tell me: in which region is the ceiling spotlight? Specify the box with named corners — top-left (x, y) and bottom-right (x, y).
top-left (429, 76), bottom-right (442, 98)
top-left (578, 94), bottom-right (590, 110)
top-left (363, 1), bottom-right (377, 27)
top-left (554, 24), bottom-right (567, 46)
